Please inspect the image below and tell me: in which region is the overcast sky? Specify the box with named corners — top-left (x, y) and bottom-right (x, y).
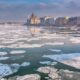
top-left (0, 0), bottom-right (80, 22)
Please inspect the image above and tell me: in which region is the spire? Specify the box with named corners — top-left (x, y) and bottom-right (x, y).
top-left (31, 13), bottom-right (35, 18)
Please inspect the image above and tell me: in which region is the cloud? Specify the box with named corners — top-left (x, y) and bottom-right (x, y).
top-left (0, 0), bottom-right (80, 22)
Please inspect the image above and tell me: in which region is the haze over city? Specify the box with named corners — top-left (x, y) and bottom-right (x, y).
top-left (0, 0), bottom-right (80, 22)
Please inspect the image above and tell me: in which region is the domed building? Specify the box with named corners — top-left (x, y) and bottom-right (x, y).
top-left (27, 13), bottom-right (40, 25)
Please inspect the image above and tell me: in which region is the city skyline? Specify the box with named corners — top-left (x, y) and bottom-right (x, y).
top-left (0, 0), bottom-right (80, 22)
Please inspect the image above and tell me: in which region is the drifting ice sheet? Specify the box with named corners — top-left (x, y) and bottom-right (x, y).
top-left (43, 53), bottom-right (80, 61)
top-left (0, 63), bottom-right (20, 77)
top-left (0, 52), bottom-right (8, 56)
top-left (0, 57), bottom-right (9, 60)
top-left (49, 49), bottom-right (62, 52)
top-left (10, 50), bottom-right (26, 54)
top-left (21, 62), bottom-right (30, 67)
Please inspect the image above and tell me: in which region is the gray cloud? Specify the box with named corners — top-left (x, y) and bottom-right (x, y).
top-left (0, 0), bottom-right (80, 22)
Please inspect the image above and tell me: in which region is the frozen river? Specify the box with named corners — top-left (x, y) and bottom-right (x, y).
top-left (0, 24), bottom-right (80, 79)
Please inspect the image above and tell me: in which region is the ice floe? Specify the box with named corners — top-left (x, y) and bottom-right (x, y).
top-left (0, 45), bottom-right (6, 48)
top-left (18, 44), bottom-right (44, 48)
top-left (0, 62), bottom-right (31, 77)
top-left (0, 42), bottom-right (64, 48)
top-left (45, 42), bottom-right (64, 46)
top-left (0, 64), bottom-right (13, 77)
top-left (37, 66), bottom-right (60, 80)
top-left (5, 43), bottom-right (44, 48)
top-left (2, 40), bottom-right (17, 44)
top-left (40, 61), bottom-right (51, 65)
top-left (0, 57), bottom-right (9, 60)
top-left (40, 61), bottom-right (57, 65)
top-left (17, 74), bottom-right (41, 80)
top-left (21, 62), bottom-right (30, 67)
top-left (49, 49), bottom-right (62, 52)
top-left (62, 57), bottom-right (80, 69)
top-left (43, 53), bottom-right (80, 61)
top-left (10, 50), bottom-right (26, 54)
top-left (37, 66), bottom-right (57, 74)
top-left (10, 63), bottom-right (20, 73)
top-left (17, 42), bottom-right (64, 48)
top-left (1, 78), bottom-right (6, 80)
top-left (40, 33), bottom-right (66, 39)
top-left (0, 63), bottom-right (20, 77)
top-left (11, 63), bottom-right (20, 68)
top-left (27, 37), bottom-right (41, 42)
top-left (0, 52), bottom-right (8, 56)
top-left (70, 37), bottom-right (80, 43)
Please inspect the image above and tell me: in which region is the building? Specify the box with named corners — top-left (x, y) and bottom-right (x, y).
top-left (77, 17), bottom-right (80, 26)
top-left (40, 16), bottom-right (55, 26)
top-left (68, 17), bottom-right (77, 26)
top-left (46, 17), bottom-right (55, 25)
top-left (27, 13), bottom-right (40, 25)
top-left (55, 17), bottom-right (68, 26)
top-left (40, 17), bottom-right (46, 25)
top-left (68, 17), bottom-right (80, 26)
